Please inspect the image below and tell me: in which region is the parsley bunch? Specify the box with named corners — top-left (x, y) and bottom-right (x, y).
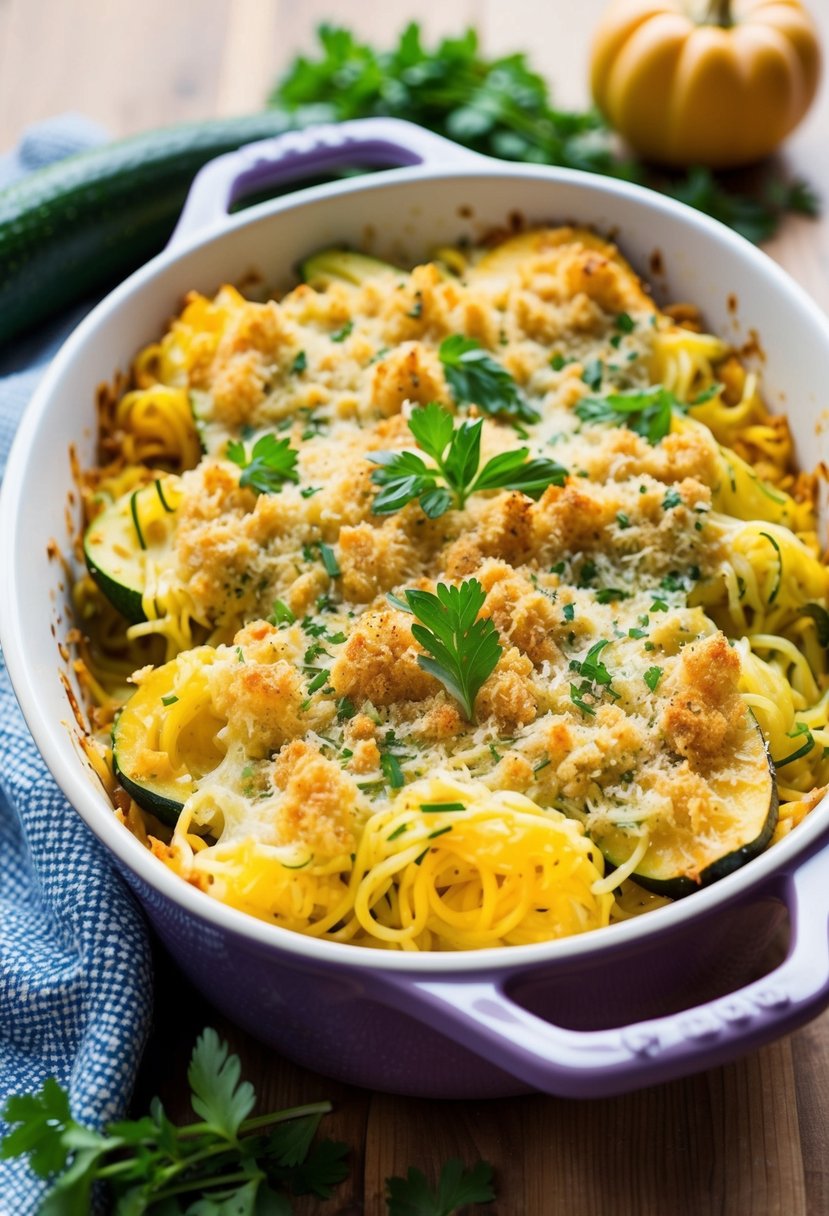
top-left (269, 23), bottom-right (819, 244)
top-left (1, 1030), bottom-right (497, 1215)
top-left (1, 1029), bottom-right (348, 1213)
top-left (227, 433), bottom-right (299, 494)
top-left (392, 578), bottom-right (502, 720)
top-left (370, 402), bottom-right (567, 518)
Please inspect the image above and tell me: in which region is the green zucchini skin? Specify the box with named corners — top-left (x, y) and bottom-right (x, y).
top-left (112, 751), bottom-right (185, 829)
top-left (628, 782), bottom-right (779, 900)
top-left (0, 111), bottom-right (305, 347)
top-left (299, 248), bottom-right (402, 287)
top-left (596, 721), bottom-right (778, 900)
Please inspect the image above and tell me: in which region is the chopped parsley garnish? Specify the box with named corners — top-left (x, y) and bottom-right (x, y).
top-left (580, 358), bottom-right (603, 391)
top-left (616, 511), bottom-right (631, 529)
top-left (569, 639), bottom-right (618, 716)
top-left (438, 334), bottom-right (539, 423)
top-left (615, 312), bottom-right (635, 333)
top-left (369, 401), bottom-right (567, 518)
top-left (381, 752), bottom-right (405, 788)
top-left (330, 320), bottom-right (353, 342)
top-left (319, 542), bottom-right (341, 577)
top-left (650, 598), bottom-right (669, 612)
top-left (550, 353), bottom-right (570, 371)
top-left (290, 349), bottom-right (307, 373)
top-left (268, 598), bottom-right (296, 627)
top-left (760, 531), bottom-right (782, 603)
top-left (420, 801), bottom-right (465, 813)
top-left (643, 666), bottom-right (663, 692)
top-left (562, 603), bottom-right (575, 622)
top-left (336, 696), bottom-right (356, 721)
top-left (404, 578), bottom-right (502, 721)
top-left (662, 488), bottom-right (683, 510)
top-left (575, 385), bottom-right (686, 446)
top-left (306, 668), bottom-right (331, 694)
top-left (300, 485), bottom-right (322, 498)
top-left (595, 587), bottom-right (629, 604)
top-left (161, 694), bottom-right (179, 706)
top-left (227, 433), bottom-right (299, 495)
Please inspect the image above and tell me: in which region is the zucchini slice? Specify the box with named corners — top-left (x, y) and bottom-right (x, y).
top-left (113, 648), bottom-right (225, 825)
top-left (584, 717), bottom-right (777, 899)
top-left (84, 477), bottom-right (181, 622)
top-left (299, 249), bottom-right (402, 288)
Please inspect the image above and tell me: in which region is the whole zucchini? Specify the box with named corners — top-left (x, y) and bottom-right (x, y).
top-left (0, 111), bottom-right (312, 347)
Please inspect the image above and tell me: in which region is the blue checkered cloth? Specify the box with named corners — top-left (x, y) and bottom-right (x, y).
top-left (0, 117), bottom-right (153, 1215)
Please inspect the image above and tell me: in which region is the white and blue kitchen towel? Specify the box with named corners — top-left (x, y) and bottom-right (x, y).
top-left (0, 117), bottom-right (153, 1214)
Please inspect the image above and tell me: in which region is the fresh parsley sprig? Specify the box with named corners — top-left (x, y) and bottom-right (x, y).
top-left (1, 1029), bottom-right (496, 1215)
top-left (270, 24), bottom-right (818, 244)
top-left (370, 401), bottom-right (567, 518)
top-left (227, 433), bottom-right (300, 494)
top-left (0, 1028), bottom-right (347, 1213)
top-left (439, 334), bottom-right (539, 424)
top-left (394, 578), bottom-right (502, 720)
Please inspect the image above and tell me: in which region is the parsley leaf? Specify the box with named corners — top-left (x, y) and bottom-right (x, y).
top-left (227, 433), bottom-right (299, 494)
top-left (370, 402), bottom-right (567, 518)
top-left (575, 385), bottom-right (686, 445)
top-left (643, 665), bottom-right (663, 692)
top-left (188, 1027), bottom-right (255, 1138)
top-left (405, 578), bottom-right (502, 721)
top-left (439, 334), bottom-right (539, 423)
top-left (386, 1158), bottom-right (495, 1216)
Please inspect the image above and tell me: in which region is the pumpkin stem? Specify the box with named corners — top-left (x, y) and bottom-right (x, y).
top-left (704, 0), bottom-right (733, 26)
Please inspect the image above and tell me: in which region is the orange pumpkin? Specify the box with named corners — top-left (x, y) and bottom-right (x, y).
top-left (590, 0), bottom-right (822, 167)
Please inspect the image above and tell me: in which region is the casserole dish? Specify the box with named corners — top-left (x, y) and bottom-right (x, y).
top-left (3, 117), bottom-right (829, 1099)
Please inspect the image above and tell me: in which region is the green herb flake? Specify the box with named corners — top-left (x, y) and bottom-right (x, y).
top-left (562, 603), bottom-right (575, 622)
top-left (268, 598), bottom-right (296, 627)
top-left (331, 320), bottom-right (353, 342)
top-left (381, 752), bottom-right (405, 789)
top-left (580, 358), bottom-right (603, 392)
top-left (774, 722), bottom-right (815, 768)
top-left (420, 802), bottom-right (465, 813)
top-left (760, 531), bottom-right (783, 603)
top-left (161, 694), bottom-right (179, 707)
top-left (319, 542), bottom-right (341, 577)
top-left (643, 666), bottom-right (663, 692)
top-left (291, 349), bottom-right (307, 373)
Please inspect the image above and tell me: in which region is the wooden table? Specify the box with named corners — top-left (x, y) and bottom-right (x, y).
top-left (3, 2), bottom-right (829, 1212)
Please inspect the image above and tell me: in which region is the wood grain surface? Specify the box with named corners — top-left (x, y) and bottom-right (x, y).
top-left (4, 2), bottom-right (829, 1212)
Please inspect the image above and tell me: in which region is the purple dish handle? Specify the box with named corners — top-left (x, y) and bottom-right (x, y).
top-left (377, 846), bottom-right (829, 1098)
top-left (168, 117), bottom-right (486, 249)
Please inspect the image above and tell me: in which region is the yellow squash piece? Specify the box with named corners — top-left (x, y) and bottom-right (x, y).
top-left (590, 0), bottom-right (821, 167)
